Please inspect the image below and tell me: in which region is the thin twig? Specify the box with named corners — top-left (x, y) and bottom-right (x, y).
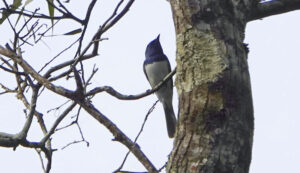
top-left (61, 140), bottom-right (87, 150)
top-left (38, 38), bottom-right (80, 74)
top-left (115, 100), bottom-right (159, 172)
top-left (41, 102), bottom-right (77, 144)
top-left (46, 100), bottom-right (71, 113)
top-left (75, 0), bottom-right (97, 57)
top-left (35, 149), bottom-right (46, 173)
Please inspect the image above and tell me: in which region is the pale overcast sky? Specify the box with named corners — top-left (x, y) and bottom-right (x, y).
top-left (0, 1), bottom-right (299, 173)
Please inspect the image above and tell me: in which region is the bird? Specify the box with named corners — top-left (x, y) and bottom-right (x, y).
top-left (143, 34), bottom-right (177, 138)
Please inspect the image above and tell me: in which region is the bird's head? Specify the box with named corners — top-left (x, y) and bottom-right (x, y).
top-left (145, 34), bottom-right (163, 58)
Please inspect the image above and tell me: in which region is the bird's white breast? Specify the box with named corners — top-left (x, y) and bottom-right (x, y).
top-left (144, 61), bottom-right (170, 88)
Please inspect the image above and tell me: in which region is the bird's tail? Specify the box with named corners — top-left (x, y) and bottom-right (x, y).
top-left (162, 102), bottom-right (177, 138)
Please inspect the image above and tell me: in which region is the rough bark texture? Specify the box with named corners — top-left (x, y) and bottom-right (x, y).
top-left (168, 0), bottom-right (256, 172)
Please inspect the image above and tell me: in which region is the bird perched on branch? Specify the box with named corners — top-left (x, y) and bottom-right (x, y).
top-left (143, 35), bottom-right (177, 138)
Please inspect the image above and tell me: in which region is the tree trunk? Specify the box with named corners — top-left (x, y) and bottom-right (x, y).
top-left (168, 1), bottom-right (256, 172)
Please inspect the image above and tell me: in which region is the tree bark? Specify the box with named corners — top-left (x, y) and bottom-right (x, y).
top-left (168, 0), bottom-right (255, 172)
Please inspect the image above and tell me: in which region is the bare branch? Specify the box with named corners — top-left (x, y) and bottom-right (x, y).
top-left (11, 81), bottom-right (49, 136)
top-left (38, 38), bottom-right (80, 74)
top-left (78, 101), bottom-right (158, 172)
top-left (86, 67), bottom-right (176, 100)
top-left (2, 8), bottom-right (83, 23)
top-left (35, 149), bottom-right (46, 173)
top-left (61, 139), bottom-right (87, 150)
top-left (46, 100), bottom-right (71, 113)
top-left (45, 0), bottom-right (83, 23)
top-left (71, 66), bottom-right (87, 104)
top-left (114, 171), bottom-right (147, 173)
top-left (101, 0), bottom-right (125, 31)
top-left (0, 83), bottom-right (17, 95)
top-left (101, 0), bottom-right (135, 33)
top-left (43, 53), bottom-right (95, 79)
top-left (75, 0), bottom-right (97, 56)
top-left (0, 132), bottom-right (18, 148)
top-left (84, 64), bottom-right (98, 90)
top-left (55, 121), bottom-right (76, 131)
top-left (40, 102), bottom-right (77, 144)
top-left (0, 64), bottom-right (25, 75)
top-left (0, 46), bottom-right (76, 99)
top-left (75, 121), bottom-right (89, 147)
top-left (77, 0), bottom-right (135, 62)
top-left (0, 87), bottom-right (39, 148)
top-left (249, 0), bottom-right (300, 21)
top-left (15, 87), bottom-right (39, 140)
